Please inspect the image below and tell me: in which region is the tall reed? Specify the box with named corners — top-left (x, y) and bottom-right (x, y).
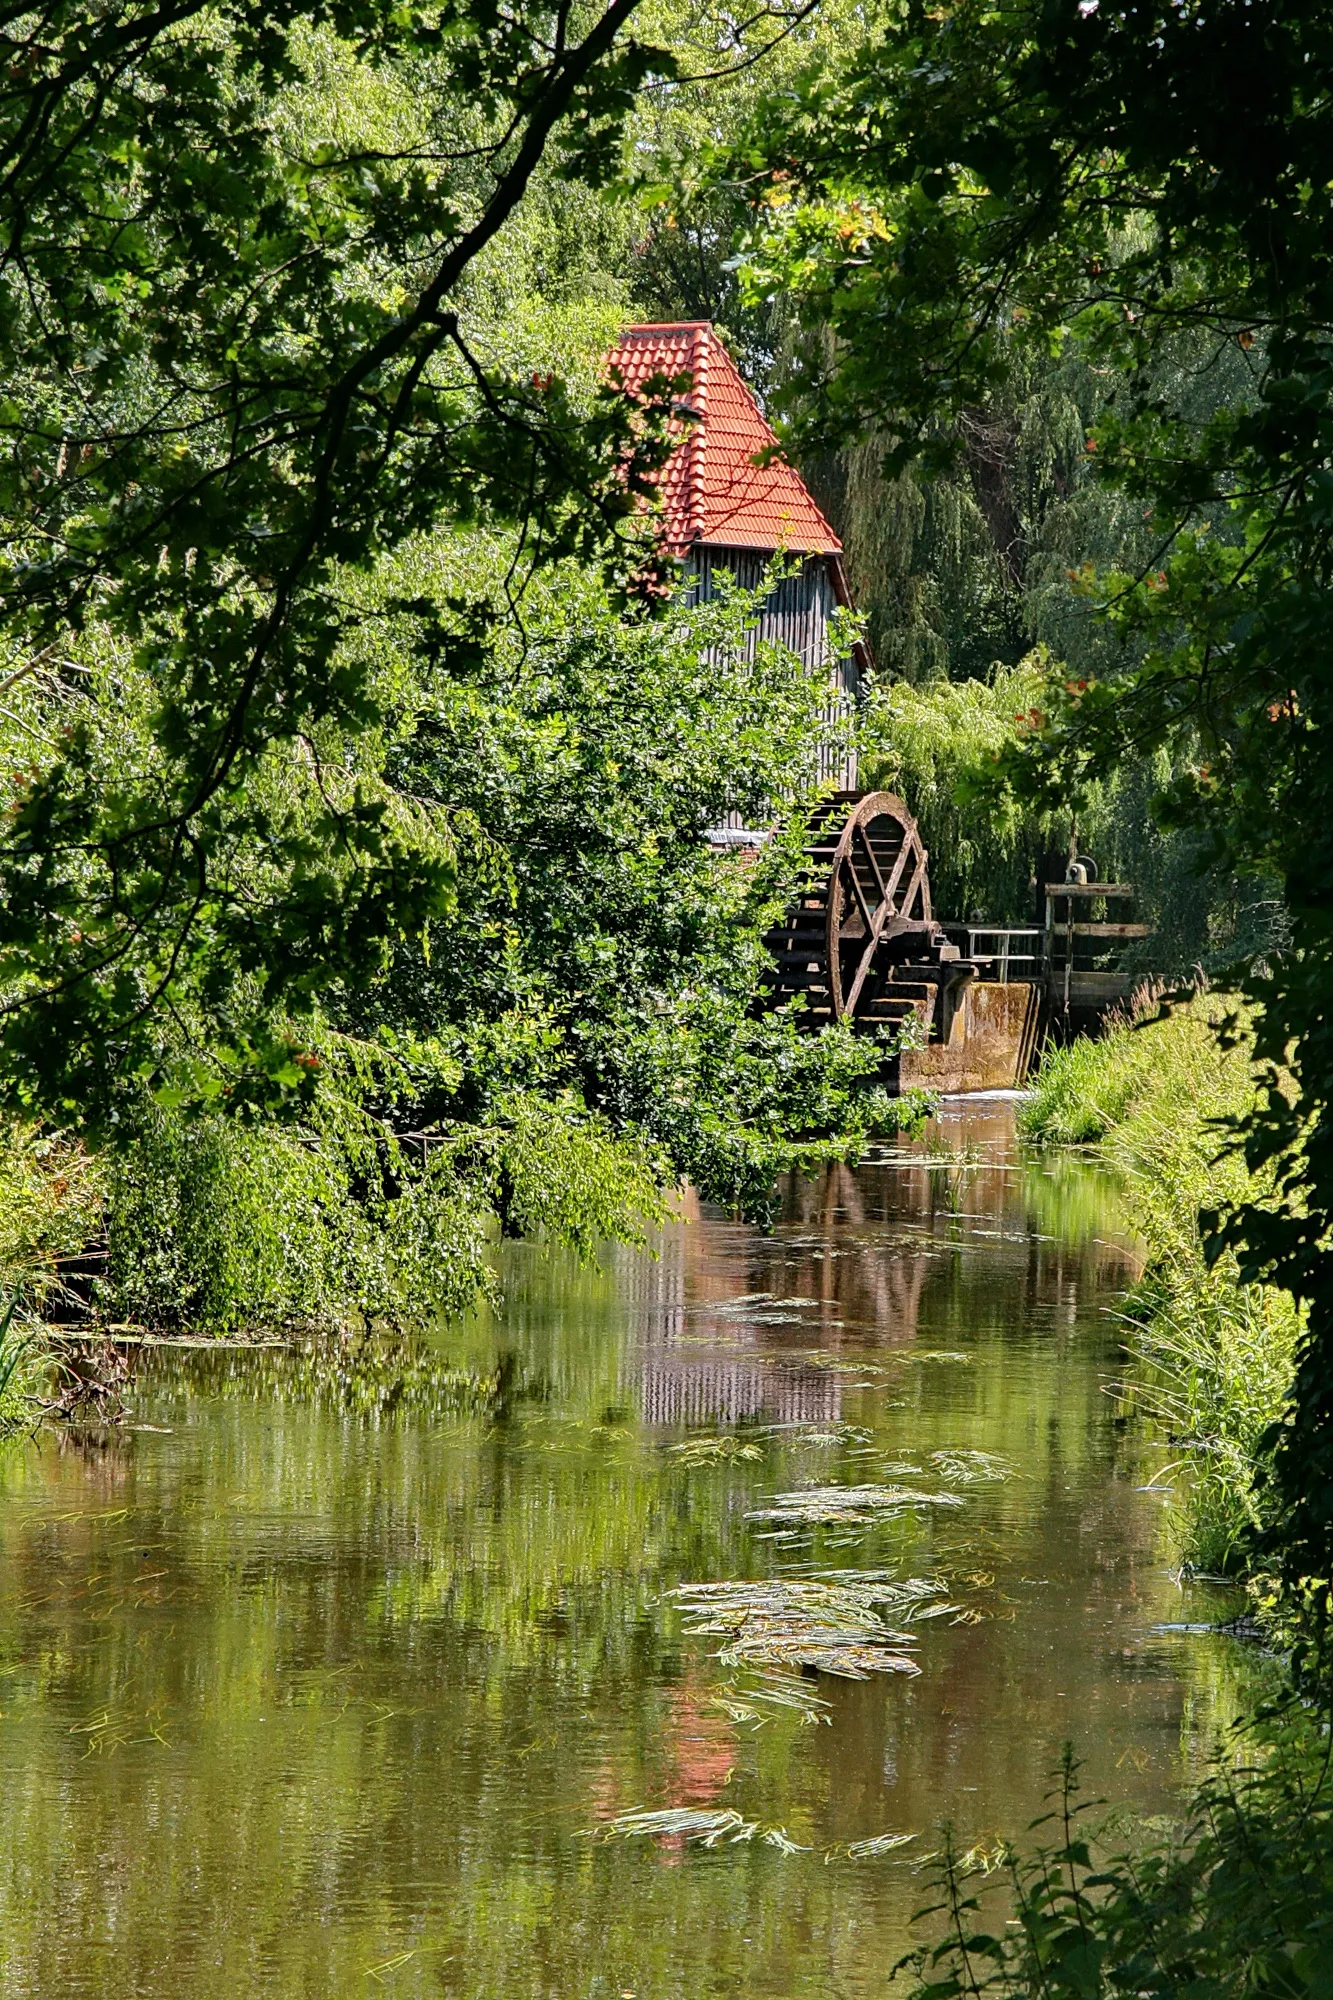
top-left (0, 1296), bottom-right (37, 1434)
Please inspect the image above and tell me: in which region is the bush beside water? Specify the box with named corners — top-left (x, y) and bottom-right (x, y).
top-left (906, 1701), bottom-right (1333, 2000)
top-left (0, 1046), bottom-right (925, 1419)
top-left (0, 1124), bottom-right (104, 1432)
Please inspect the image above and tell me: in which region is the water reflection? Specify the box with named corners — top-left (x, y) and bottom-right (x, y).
top-left (0, 1104), bottom-right (1258, 1999)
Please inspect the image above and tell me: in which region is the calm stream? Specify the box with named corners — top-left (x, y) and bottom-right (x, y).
top-left (0, 1103), bottom-right (1253, 1997)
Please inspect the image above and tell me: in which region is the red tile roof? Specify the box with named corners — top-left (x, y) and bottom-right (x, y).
top-left (606, 321), bottom-right (842, 557)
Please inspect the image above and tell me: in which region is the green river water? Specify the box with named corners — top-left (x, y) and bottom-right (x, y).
top-left (0, 1101), bottom-right (1255, 1998)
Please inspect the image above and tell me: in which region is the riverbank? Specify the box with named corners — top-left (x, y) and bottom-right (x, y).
top-left (1020, 994), bottom-right (1301, 1584)
top-left (0, 1062), bottom-right (935, 1437)
top-left (903, 1686), bottom-right (1333, 1999)
top-left (911, 1002), bottom-right (1333, 2000)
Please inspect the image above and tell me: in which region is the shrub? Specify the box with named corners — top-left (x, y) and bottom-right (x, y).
top-left (903, 1702), bottom-right (1333, 2000)
top-left (0, 1122), bottom-right (103, 1300)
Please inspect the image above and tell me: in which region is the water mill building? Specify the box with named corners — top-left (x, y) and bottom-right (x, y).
top-left (605, 320), bottom-right (864, 798)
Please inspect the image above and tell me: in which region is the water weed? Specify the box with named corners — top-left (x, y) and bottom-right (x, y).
top-left (590, 1808), bottom-right (808, 1852)
top-left (669, 1435), bottom-right (765, 1465)
top-left (845, 1831), bottom-right (918, 1859)
top-left (928, 1450), bottom-right (1014, 1485)
top-left (707, 1668), bottom-right (833, 1727)
top-left (746, 1484), bottom-right (966, 1529)
top-left (672, 1575), bottom-right (956, 1678)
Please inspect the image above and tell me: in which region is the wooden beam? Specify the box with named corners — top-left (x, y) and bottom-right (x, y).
top-left (1043, 882), bottom-right (1134, 898)
top-left (852, 820), bottom-right (888, 901)
top-left (1068, 922), bottom-right (1153, 938)
top-left (840, 852), bottom-right (876, 935)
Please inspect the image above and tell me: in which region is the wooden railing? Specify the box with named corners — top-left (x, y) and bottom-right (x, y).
top-left (943, 886), bottom-right (1155, 1023)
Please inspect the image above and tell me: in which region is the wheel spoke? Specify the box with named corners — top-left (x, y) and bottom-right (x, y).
top-left (755, 789), bottom-right (937, 1024)
top-left (843, 925), bottom-right (885, 1016)
top-left (839, 852), bottom-right (876, 935)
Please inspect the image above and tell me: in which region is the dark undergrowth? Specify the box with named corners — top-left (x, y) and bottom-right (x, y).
top-left (904, 1701), bottom-right (1333, 2000)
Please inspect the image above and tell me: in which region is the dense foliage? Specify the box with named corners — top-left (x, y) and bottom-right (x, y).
top-left (0, 0), bottom-right (935, 1339)
top-left (0, 550), bottom-right (919, 1334)
top-left (857, 659), bottom-right (1284, 971)
top-left (0, 0), bottom-right (686, 1123)
top-left (1023, 996), bottom-right (1302, 1578)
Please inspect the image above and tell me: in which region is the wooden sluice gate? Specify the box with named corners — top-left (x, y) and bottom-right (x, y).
top-left (761, 791), bottom-right (1154, 1092)
top-left (1040, 878), bottom-right (1153, 1030)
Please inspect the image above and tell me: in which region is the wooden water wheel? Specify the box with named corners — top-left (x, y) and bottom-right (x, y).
top-left (763, 791), bottom-right (961, 1033)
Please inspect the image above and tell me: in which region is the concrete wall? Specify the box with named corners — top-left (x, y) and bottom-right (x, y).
top-left (898, 980), bottom-right (1043, 1095)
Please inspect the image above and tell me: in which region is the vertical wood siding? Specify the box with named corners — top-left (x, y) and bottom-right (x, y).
top-left (687, 547), bottom-right (860, 790)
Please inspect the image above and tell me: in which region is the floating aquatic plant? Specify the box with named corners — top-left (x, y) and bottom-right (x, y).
top-left (746, 1484), bottom-right (965, 1528)
top-left (670, 1574), bottom-right (954, 1678)
top-left (929, 1448), bottom-right (1014, 1484)
top-left (796, 1567), bottom-right (949, 1607)
top-left (708, 1667), bottom-right (833, 1727)
top-left (706, 1295), bottom-right (823, 1313)
top-left (790, 1354), bottom-right (890, 1375)
top-left (845, 1831), bottom-right (918, 1859)
top-left (697, 1293), bottom-right (835, 1327)
top-left (670, 1435), bottom-right (764, 1465)
top-left (591, 1806), bottom-right (807, 1852)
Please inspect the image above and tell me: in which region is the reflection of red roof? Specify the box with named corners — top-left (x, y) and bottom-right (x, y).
top-left (606, 321), bottom-right (841, 557)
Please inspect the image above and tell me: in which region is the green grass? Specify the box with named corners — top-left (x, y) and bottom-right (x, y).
top-left (0, 1296), bottom-right (39, 1435)
top-left (1018, 1029), bottom-right (1146, 1143)
top-left (914, 997), bottom-right (1319, 1990)
top-left (0, 1124), bottom-right (105, 1430)
top-left (1018, 989), bottom-right (1258, 1150)
top-left (1022, 995), bottom-right (1300, 1577)
top-left (0, 1122), bottom-right (103, 1295)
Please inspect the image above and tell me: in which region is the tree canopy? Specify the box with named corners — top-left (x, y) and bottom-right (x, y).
top-left (0, 0), bottom-right (685, 1120)
top-left (0, 0), bottom-right (936, 1329)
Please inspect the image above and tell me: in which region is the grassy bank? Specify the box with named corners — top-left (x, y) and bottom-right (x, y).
top-left (1020, 995), bottom-right (1300, 1579)
top-left (898, 1002), bottom-right (1327, 2000)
